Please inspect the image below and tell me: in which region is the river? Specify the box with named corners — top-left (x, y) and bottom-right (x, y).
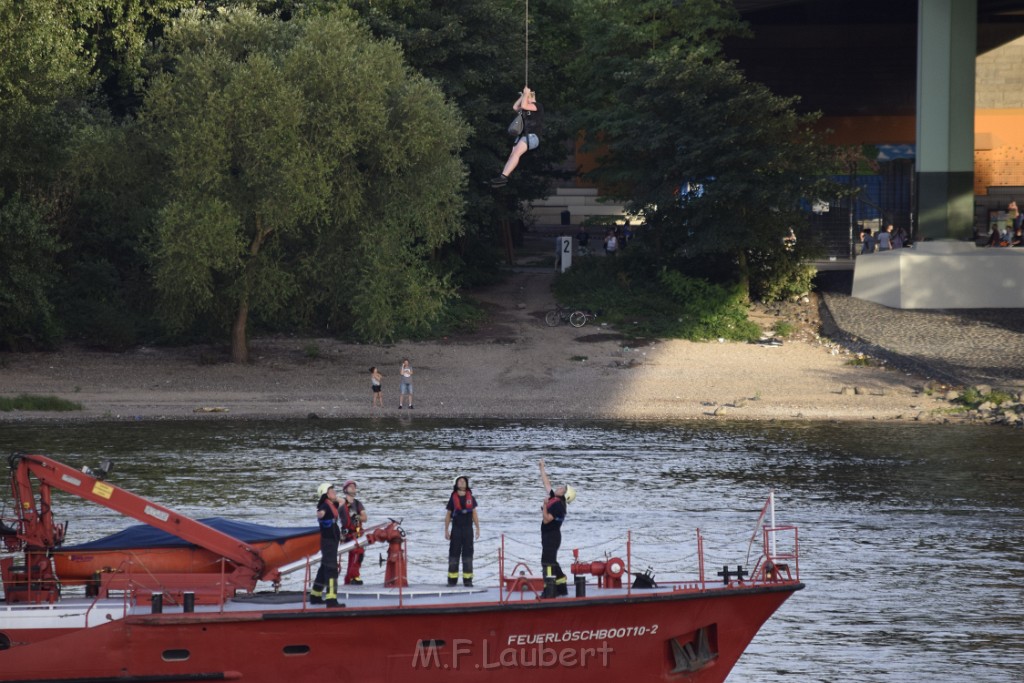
top-left (1, 419), bottom-right (1022, 682)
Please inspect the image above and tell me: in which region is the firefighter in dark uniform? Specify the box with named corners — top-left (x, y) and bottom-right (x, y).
top-left (539, 458), bottom-right (576, 597)
top-left (445, 475), bottom-right (480, 587)
top-left (339, 480), bottom-right (367, 585)
top-left (310, 482), bottom-right (341, 607)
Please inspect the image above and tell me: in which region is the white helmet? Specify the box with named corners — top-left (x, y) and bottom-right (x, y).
top-left (564, 485), bottom-right (577, 504)
top-left (316, 482), bottom-right (334, 499)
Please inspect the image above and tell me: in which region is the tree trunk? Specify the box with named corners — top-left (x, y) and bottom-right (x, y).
top-left (231, 296), bottom-right (249, 364)
top-left (736, 249), bottom-right (751, 302)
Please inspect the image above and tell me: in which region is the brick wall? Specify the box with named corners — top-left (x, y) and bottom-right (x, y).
top-left (976, 36), bottom-right (1024, 108)
top-left (975, 36), bottom-right (1024, 192)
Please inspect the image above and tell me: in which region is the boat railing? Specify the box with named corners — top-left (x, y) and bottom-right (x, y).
top-left (750, 525), bottom-right (800, 584)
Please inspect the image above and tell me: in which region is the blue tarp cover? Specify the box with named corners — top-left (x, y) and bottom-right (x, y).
top-left (58, 518), bottom-right (316, 551)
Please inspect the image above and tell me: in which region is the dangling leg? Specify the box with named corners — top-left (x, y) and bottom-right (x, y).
top-left (502, 138), bottom-right (531, 177)
top-left (490, 138), bottom-right (531, 186)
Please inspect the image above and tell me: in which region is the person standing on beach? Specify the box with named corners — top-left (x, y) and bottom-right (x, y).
top-left (370, 367), bottom-right (383, 407)
top-left (310, 482), bottom-right (342, 607)
top-left (339, 480), bottom-right (368, 585)
top-left (445, 475), bottom-right (480, 587)
top-left (399, 359), bottom-right (414, 409)
top-left (539, 458), bottom-right (575, 597)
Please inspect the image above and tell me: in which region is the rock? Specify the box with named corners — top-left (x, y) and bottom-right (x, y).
top-left (977, 401), bottom-right (996, 412)
top-left (840, 386), bottom-right (855, 396)
top-left (516, 302), bottom-right (527, 309)
top-left (714, 406), bottom-right (728, 416)
top-left (733, 398), bottom-right (747, 408)
top-left (943, 390), bottom-right (960, 401)
top-left (976, 384), bottom-right (993, 396)
top-left (854, 386), bottom-right (868, 395)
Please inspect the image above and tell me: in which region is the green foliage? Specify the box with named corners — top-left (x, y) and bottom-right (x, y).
top-left (0, 394), bottom-right (82, 412)
top-left (772, 320), bottom-right (795, 338)
top-left (0, 192), bottom-right (64, 350)
top-left (568, 0), bottom-right (841, 296)
top-left (957, 387), bottom-right (1014, 409)
top-left (747, 248), bottom-right (818, 302)
top-left (399, 297), bottom-right (488, 340)
top-left (346, 0), bottom-right (576, 280)
top-left (553, 255), bottom-right (760, 341)
top-left (141, 8), bottom-right (469, 358)
top-left (656, 268), bottom-right (762, 341)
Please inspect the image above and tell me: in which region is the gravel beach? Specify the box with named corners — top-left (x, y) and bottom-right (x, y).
top-left (0, 271), bottom-right (954, 424)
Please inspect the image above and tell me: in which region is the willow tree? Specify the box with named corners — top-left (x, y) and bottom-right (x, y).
top-left (143, 7), bottom-right (467, 362)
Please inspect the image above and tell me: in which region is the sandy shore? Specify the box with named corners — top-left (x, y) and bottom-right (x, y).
top-left (0, 271), bottom-right (955, 424)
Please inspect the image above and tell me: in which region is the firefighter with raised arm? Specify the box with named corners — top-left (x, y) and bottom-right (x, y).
top-left (539, 458), bottom-right (575, 597)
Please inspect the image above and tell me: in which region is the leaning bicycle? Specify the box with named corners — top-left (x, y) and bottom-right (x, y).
top-left (544, 305), bottom-right (574, 327)
top-left (545, 305), bottom-right (597, 328)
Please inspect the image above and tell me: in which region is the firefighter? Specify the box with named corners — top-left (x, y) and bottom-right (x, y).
top-left (539, 458), bottom-right (576, 597)
top-left (444, 475), bottom-right (480, 587)
top-left (310, 482), bottom-right (341, 608)
top-left (339, 480), bottom-right (368, 585)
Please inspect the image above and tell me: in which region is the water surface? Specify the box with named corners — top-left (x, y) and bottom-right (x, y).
top-left (2, 419), bottom-right (1021, 682)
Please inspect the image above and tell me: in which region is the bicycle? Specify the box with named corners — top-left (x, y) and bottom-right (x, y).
top-left (545, 306), bottom-right (597, 328)
top-left (544, 305), bottom-right (574, 327)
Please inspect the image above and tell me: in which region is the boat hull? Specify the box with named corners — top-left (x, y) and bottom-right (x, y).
top-left (0, 584), bottom-right (800, 682)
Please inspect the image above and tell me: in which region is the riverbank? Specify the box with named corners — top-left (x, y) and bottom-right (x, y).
top-left (0, 271), bottom-right (966, 424)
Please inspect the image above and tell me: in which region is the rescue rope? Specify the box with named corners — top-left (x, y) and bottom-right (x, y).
top-left (524, 0), bottom-right (529, 87)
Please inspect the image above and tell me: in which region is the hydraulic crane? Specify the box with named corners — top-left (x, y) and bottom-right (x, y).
top-left (3, 452), bottom-right (272, 603)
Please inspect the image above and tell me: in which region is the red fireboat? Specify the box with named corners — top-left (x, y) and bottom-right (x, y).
top-left (0, 452), bottom-right (802, 682)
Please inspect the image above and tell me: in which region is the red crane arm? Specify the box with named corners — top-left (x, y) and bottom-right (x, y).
top-left (8, 453), bottom-right (267, 583)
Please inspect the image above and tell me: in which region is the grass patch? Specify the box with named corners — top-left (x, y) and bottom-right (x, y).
top-left (553, 257), bottom-right (761, 341)
top-left (570, 355), bottom-right (588, 362)
top-left (0, 394), bottom-right (83, 412)
top-left (773, 320), bottom-right (795, 338)
top-left (303, 343), bottom-right (321, 359)
top-left (845, 354), bottom-right (874, 367)
top-left (956, 386), bottom-right (1014, 409)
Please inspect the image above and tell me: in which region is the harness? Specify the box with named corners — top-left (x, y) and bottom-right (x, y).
top-left (318, 499), bottom-right (342, 540)
top-left (545, 495), bottom-right (565, 523)
top-left (450, 491), bottom-right (476, 514)
top-left (339, 498), bottom-right (363, 537)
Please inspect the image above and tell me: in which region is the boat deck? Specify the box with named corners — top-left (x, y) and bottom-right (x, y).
top-left (1, 578), bottom-right (798, 629)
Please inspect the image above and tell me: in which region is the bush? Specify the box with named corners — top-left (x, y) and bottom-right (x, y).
top-left (747, 249), bottom-right (817, 302)
top-left (553, 257), bottom-right (760, 341)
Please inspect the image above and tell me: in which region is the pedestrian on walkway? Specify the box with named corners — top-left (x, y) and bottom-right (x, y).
top-left (399, 359), bottom-right (414, 409)
top-left (370, 367), bottom-right (383, 407)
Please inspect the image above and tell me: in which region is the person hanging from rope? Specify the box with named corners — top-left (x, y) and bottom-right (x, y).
top-left (489, 86), bottom-right (543, 187)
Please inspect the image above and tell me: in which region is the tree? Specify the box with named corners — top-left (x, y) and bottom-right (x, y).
top-left (0, 0), bottom-right (95, 348)
top-left (345, 0), bottom-right (577, 279)
top-left (568, 0), bottom-right (837, 298)
top-left (142, 8), bottom-right (467, 362)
